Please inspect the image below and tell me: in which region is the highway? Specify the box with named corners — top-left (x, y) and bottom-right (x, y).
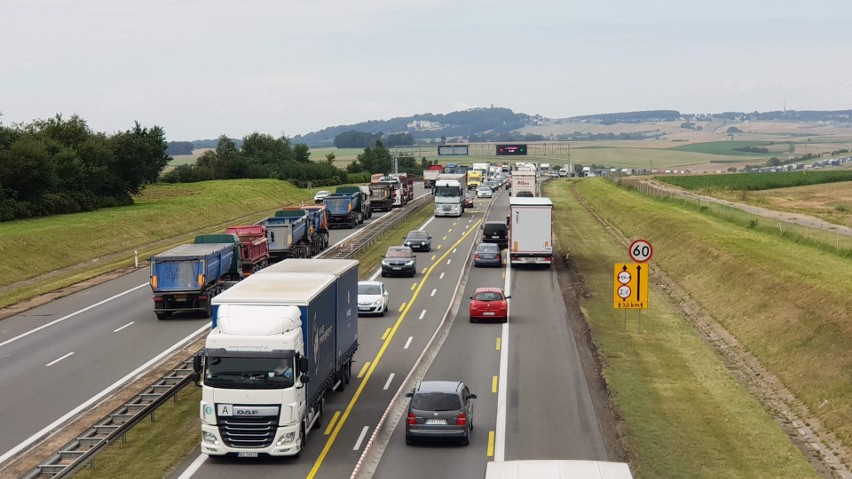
top-left (0, 180), bottom-right (615, 479)
top-left (0, 186), bottom-right (427, 466)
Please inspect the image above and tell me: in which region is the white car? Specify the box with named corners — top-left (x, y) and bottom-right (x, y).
top-left (358, 281), bottom-right (389, 316)
top-left (314, 190), bottom-right (330, 203)
top-left (476, 186), bottom-right (493, 198)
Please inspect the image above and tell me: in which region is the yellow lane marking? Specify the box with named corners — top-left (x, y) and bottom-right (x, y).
top-left (324, 411), bottom-right (341, 435)
top-left (502, 270), bottom-right (506, 279)
top-left (443, 235), bottom-right (448, 241)
top-left (399, 303), bottom-right (406, 312)
top-left (496, 337), bottom-right (501, 350)
top-left (307, 218), bottom-right (483, 478)
top-left (410, 283), bottom-right (416, 291)
top-left (487, 431), bottom-right (495, 457)
top-left (492, 375), bottom-right (498, 393)
top-left (431, 254), bottom-right (436, 261)
top-left (437, 244), bottom-right (443, 250)
top-left (381, 328), bottom-right (391, 340)
top-left (448, 228), bottom-right (453, 232)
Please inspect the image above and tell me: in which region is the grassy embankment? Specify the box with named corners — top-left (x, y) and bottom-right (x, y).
top-left (0, 179), bottom-right (336, 309)
top-left (69, 194), bottom-right (434, 479)
top-left (545, 178), bottom-right (851, 477)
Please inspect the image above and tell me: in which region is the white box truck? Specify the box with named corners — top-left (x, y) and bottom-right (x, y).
top-left (510, 169), bottom-right (536, 197)
top-left (194, 263), bottom-right (358, 458)
top-left (509, 196), bottom-right (554, 267)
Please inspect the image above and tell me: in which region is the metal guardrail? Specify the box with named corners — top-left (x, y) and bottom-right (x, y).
top-left (15, 192), bottom-right (433, 478)
top-left (20, 361), bottom-right (196, 478)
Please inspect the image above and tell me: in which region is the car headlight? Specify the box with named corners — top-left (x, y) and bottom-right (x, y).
top-left (382, 259), bottom-right (390, 265)
top-left (202, 431), bottom-right (219, 445)
top-left (277, 432), bottom-right (295, 445)
top-left (405, 260), bottom-right (415, 265)
top-left (373, 298), bottom-right (383, 306)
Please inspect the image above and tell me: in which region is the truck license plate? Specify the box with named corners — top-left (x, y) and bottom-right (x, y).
top-left (175, 295), bottom-right (187, 301)
top-left (238, 452), bottom-right (259, 458)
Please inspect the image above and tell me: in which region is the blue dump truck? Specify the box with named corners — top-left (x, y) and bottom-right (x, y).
top-left (149, 237), bottom-right (241, 320)
top-left (324, 191), bottom-right (364, 229)
top-left (260, 211), bottom-right (307, 262)
top-left (197, 259), bottom-right (359, 458)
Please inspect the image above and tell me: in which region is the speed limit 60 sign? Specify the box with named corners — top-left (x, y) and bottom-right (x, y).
top-left (629, 239), bottom-right (653, 263)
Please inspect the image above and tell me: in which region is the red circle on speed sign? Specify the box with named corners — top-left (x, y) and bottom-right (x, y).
top-left (629, 239), bottom-right (653, 263)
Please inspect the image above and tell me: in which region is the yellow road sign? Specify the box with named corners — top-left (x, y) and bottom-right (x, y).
top-left (613, 263), bottom-right (648, 309)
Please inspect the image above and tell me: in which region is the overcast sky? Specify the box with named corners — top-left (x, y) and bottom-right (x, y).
top-left (3, 0), bottom-right (852, 140)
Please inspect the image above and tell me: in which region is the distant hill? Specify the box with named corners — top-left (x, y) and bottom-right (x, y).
top-left (176, 108), bottom-right (852, 150)
top-left (290, 107), bottom-right (529, 147)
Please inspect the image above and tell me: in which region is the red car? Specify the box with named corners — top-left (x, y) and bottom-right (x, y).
top-left (468, 287), bottom-right (510, 323)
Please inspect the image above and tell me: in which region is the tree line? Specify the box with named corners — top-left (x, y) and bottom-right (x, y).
top-left (163, 134), bottom-right (372, 187)
top-left (0, 114), bottom-right (169, 221)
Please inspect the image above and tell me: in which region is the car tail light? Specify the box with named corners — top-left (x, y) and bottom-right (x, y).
top-left (197, 295), bottom-right (209, 302)
top-left (456, 412), bottom-right (467, 426)
top-left (408, 412), bottom-right (416, 425)
top-left (474, 254), bottom-right (481, 260)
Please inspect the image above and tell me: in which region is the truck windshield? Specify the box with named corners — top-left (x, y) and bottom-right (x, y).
top-left (205, 356), bottom-right (295, 389)
top-left (434, 186), bottom-right (461, 197)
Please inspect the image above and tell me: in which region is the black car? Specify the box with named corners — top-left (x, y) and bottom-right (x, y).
top-left (481, 221), bottom-right (508, 249)
top-left (381, 246), bottom-right (417, 277)
top-left (405, 380), bottom-right (476, 445)
top-left (403, 230), bottom-right (432, 252)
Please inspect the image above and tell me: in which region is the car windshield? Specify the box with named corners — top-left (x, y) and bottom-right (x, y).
top-left (477, 187), bottom-right (490, 192)
top-left (411, 392), bottom-right (461, 411)
top-left (407, 231), bottom-right (428, 240)
top-left (359, 284), bottom-right (381, 295)
top-left (476, 243), bottom-right (499, 253)
top-left (474, 291), bottom-right (504, 301)
top-left (386, 248), bottom-right (412, 258)
top-left (316, 191), bottom-right (328, 196)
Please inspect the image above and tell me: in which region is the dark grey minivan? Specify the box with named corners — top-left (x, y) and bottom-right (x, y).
top-left (405, 381), bottom-right (476, 445)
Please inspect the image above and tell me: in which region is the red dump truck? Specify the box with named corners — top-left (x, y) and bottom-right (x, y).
top-left (225, 225), bottom-right (270, 276)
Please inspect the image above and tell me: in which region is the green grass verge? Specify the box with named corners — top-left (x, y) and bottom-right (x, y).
top-left (668, 140), bottom-right (775, 156)
top-left (72, 387), bottom-right (201, 479)
top-left (658, 170), bottom-right (852, 191)
top-left (0, 179), bottom-right (332, 309)
top-left (68, 201), bottom-right (435, 479)
top-left (545, 178), bottom-right (851, 477)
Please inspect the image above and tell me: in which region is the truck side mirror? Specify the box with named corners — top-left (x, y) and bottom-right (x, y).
top-left (299, 356), bottom-right (309, 374)
top-left (192, 355), bottom-right (203, 386)
top-left (300, 374), bottom-right (311, 384)
top-left (404, 392), bottom-right (413, 398)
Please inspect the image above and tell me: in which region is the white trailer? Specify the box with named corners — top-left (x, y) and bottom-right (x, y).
top-left (486, 460), bottom-right (633, 479)
top-left (509, 196), bottom-right (553, 267)
top-left (510, 170), bottom-right (536, 197)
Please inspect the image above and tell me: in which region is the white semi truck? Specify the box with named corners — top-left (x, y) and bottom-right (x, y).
top-left (194, 260), bottom-right (358, 458)
top-left (509, 196), bottom-right (554, 267)
top-left (510, 169), bottom-right (536, 197)
top-left (434, 174), bottom-right (466, 217)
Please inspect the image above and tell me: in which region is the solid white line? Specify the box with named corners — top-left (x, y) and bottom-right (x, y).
top-left (439, 272), bottom-right (445, 279)
top-left (176, 452), bottom-right (208, 479)
top-left (0, 323), bottom-right (211, 465)
top-left (45, 352), bottom-right (74, 367)
top-left (404, 337), bottom-right (413, 349)
top-left (0, 283), bottom-right (150, 349)
top-left (369, 269), bottom-right (381, 281)
top-left (430, 288), bottom-right (437, 297)
top-left (495, 259), bottom-right (512, 462)
top-left (383, 373), bottom-right (395, 390)
top-left (113, 321), bottom-right (135, 333)
top-left (354, 426), bottom-right (370, 450)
